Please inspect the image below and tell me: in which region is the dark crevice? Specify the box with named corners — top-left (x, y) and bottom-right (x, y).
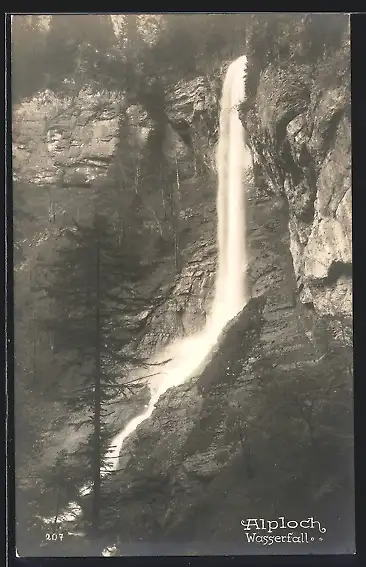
top-left (319, 107), bottom-right (345, 158)
top-left (279, 139), bottom-right (303, 186)
top-left (311, 261), bottom-right (352, 288)
top-left (298, 143), bottom-right (313, 169)
top-left (297, 201), bottom-right (315, 224)
top-left (275, 102), bottom-right (308, 147)
top-left (303, 300), bottom-right (315, 312)
top-left (169, 119), bottom-right (193, 149)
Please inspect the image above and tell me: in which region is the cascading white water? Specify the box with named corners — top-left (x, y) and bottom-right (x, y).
top-left (212, 54), bottom-right (251, 324)
top-left (105, 54), bottom-right (252, 473)
top-left (41, 56), bottom-right (252, 526)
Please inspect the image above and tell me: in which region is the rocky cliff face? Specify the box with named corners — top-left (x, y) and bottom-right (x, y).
top-left (241, 36), bottom-right (351, 320)
top-left (13, 89), bottom-right (125, 186)
top-left (13, 28), bottom-right (353, 556)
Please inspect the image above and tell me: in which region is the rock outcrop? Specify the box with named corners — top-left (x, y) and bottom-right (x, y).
top-left (241, 35), bottom-right (351, 319)
top-left (13, 89), bottom-right (126, 186)
top-left (165, 75), bottom-right (220, 172)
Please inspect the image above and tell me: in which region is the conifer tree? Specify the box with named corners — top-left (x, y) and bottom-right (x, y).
top-left (11, 15), bottom-right (48, 102)
top-left (37, 211), bottom-right (150, 533)
top-left (13, 182), bottom-right (33, 264)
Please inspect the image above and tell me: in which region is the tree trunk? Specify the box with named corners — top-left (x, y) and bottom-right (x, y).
top-left (118, 208), bottom-right (124, 245)
top-left (160, 164), bottom-right (168, 233)
top-left (173, 155), bottom-right (181, 273)
top-left (54, 485), bottom-right (61, 526)
top-left (49, 186), bottom-right (56, 224)
top-left (92, 220), bottom-right (102, 534)
top-left (237, 417), bottom-right (254, 478)
top-left (32, 307), bottom-right (37, 382)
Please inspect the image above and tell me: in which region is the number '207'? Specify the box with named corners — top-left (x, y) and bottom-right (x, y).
top-left (46, 533), bottom-right (64, 541)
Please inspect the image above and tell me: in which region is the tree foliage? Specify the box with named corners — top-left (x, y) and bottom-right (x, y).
top-left (244, 13), bottom-right (349, 101)
top-left (44, 14), bottom-right (116, 91)
top-left (13, 183), bottom-right (33, 263)
top-left (33, 210), bottom-right (151, 532)
top-left (11, 15), bottom-right (48, 102)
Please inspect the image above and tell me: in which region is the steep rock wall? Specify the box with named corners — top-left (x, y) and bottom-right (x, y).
top-left (241, 37), bottom-right (351, 319)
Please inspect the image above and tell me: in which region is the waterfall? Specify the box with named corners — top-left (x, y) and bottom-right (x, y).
top-left (105, 54), bottom-right (252, 473)
top-left (213, 54), bottom-right (251, 324)
top-left (41, 56), bottom-right (252, 526)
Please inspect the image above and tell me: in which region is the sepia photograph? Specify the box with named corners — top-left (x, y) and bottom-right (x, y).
top-left (11, 12), bottom-right (354, 557)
